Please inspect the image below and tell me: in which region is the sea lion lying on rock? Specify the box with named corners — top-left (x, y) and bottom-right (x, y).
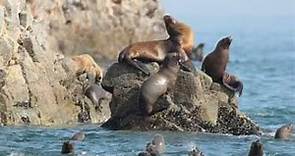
top-left (201, 36), bottom-right (243, 96)
top-left (274, 123), bottom-right (293, 139)
top-left (118, 15), bottom-right (194, 75)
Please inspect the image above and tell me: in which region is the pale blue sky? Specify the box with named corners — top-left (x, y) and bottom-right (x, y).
top-left (161, 0), bottom-right (295, 17)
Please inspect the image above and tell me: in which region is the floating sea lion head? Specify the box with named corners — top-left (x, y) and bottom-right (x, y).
top-left (248, 140), bottom-right (263, 156)
top-left (275, 123), bottom-right (293, 139)
top-left (216, 36), bottom-right (232, 50)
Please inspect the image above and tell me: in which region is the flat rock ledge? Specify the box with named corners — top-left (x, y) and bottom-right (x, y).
top-left (101, 62), bottom-right (261, 135)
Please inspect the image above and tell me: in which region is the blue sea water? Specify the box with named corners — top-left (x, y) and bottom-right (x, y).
top-left (0, 1), bottom-right (295, 156)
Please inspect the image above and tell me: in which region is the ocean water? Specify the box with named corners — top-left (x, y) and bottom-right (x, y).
top-left (1, 1), bottom-right (295, 156)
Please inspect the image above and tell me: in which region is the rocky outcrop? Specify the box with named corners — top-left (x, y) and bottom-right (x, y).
top-left (101, 62), bottom-right (261, 135)
top-left (27, 0), bottom-right (165, 61)
top-left (0, 0), bottom-right (117, 126)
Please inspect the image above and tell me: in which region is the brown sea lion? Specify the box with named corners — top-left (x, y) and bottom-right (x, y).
top-left (248, 140), bottom-right (263, 156)
top-left (138, 53), bottom-right (182, 116)
top-left (71, 54), bottom-right (103, 84)
top-left (118, 15), bottom-right (194, 75)
top-left (70, 131), bottom-right (85, 141)
top-left (61, 141), bottom-right (74, 154)
top-left (201, 36), bottom-right (242, 96)
top-left (201, 36), bottom-right (232, 82)
top-left (223, 72), bottom-right (243, 97)
top-left (190, 43), bottom-right (205, 61)
top-left (274, 123), bottom-right (293, 139)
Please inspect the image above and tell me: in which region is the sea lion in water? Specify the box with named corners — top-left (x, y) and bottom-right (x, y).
top-left (188, 147), bottom-right (205, 156)
top-left (61, 141), bottom-right (74, 154)
top-left (223, 72), bottom-right (243, 96)
top-left (138, 53), bottom-right (182, 116)
top-left (274, 123), bottom-right (293, 139)
top-left (190, 43), bottom-right (205, 61)
top-left (70, 131), bottom-right (85, 141)
top-left (118, 15), bottom-right (194, 75)
top-left (138, 134), bottom-right (165, 156)
top-left (248, 140), bottom-right (263, 156)
top-left (201, 36), bottom-right (243, 96)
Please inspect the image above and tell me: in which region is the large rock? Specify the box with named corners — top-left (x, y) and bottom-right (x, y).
top-left (0, 0), bottom-right (112, 126)
top-left (26, 0), bottom-right (165, 61)
top-left (101, 63), bottom-right (261, 135)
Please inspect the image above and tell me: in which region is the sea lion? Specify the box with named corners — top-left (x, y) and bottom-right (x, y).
top-left (248, 140), bottom-right (263, 156)
top-left (70, 131), bottom-right (85, 141)
top-left (201, 36), bottom-right (242, 96)
top-left (61, 141), bottom-right (74, 154)
top-left (190, 43), bottom-right (205, 61)
top-left (138, 134), bottom-right (165, 156)
top-left (71, 54), bottom-right (103, 84)
top-left (201, 36), bottom-right (232, 82)
top-left (138, 53), bottom-right (182, 116)
top-left (118, 15), bottom-right (194, 75)
top-left (223, 72), bottom-right (243, 97)
top-left (274, 123), bottom-right (293, 139)
top-left (188, 147), bottom-right (205, 156)
top-left (84, 84), bottom-right (103, 107)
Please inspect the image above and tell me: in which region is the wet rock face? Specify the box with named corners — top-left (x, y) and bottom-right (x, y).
top-left (101, 62), bottom-right (261, 135)
top-left (0, 0), bottom-right (112, 126)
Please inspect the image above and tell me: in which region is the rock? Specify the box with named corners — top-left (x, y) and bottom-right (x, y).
top-left (26, 0), bottom-right (165, 61)
top-left (0, 0), bottom-right (117, 126)
top-left (101, 62), bottom-right (261, 135)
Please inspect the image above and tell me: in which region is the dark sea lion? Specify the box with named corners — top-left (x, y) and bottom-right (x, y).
top-left (138, 53), bottom-right (182, 116)
top-left (201, 36), bottom-right (243, 96)
top-left (190, 43), bottom-right (205, 61)
top-left (84, 84), bottom-right (102, 107)
top-left (61, 141), bottom-right (74, 154)
top-left (248, 140), bottom-right (263, 156)
top-left (118, 15), bottom-right (194, 75)
top-left (201, 36), bottom-right (232, 82)
top-left (222, 72), bottom-right (243, 96)
top-left (188, 147), bottom-right (205, 156)
top-left (70, 131), bottom-right (85, 141)
top-left (274, 123), bottom-right (293, 139)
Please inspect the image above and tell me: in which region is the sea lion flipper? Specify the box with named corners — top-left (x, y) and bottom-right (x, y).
top-left (125, 57), bottom-right (150, 76)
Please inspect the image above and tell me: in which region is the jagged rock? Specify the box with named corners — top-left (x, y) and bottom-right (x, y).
top-left (0, 0), bottom-right (117, 126)
top-left (25, 0), bottom-right (165, 61)
top-left (101, 62), bottom-right (261, 135)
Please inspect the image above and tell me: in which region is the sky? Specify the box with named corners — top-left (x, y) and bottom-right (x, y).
top-left (161, 0), bottom-right (295, 18)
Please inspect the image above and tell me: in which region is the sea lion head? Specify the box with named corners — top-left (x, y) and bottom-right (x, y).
top-left (163, 15), bottom-right (194, 53)
top-left (248, 140), bottom-right (263, 156)
top-left (61, 141), bottom-right (74, 154)
top-left (275, 123), bottom-right (293, 139)
top-left (163, 15), bottom-right (181, 36)
top-left (216, 36), bottom-right (232, 50)
top-left (164, 53), bottom-right (183, 67)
